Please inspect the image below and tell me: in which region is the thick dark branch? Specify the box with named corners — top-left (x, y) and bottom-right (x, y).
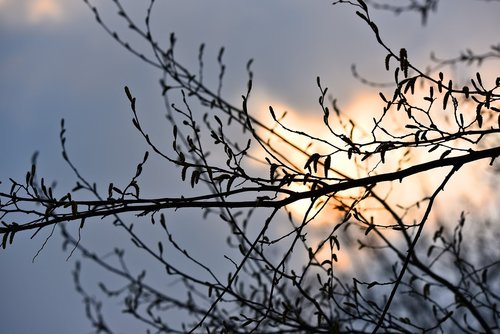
top-left (286, 145), bottom-right (500, 203)
top-left (2, 145), bottom-right (498, 237)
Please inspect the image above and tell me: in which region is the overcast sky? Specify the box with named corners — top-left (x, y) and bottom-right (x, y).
top-left (1, 0), bottom-right (499, 333)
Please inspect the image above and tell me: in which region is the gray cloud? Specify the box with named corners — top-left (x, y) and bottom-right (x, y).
top-left (0, 1), bottom-right (499, 332)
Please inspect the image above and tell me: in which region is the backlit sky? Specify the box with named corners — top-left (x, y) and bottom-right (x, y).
top-left (1, 0), bottom-right (499, 333)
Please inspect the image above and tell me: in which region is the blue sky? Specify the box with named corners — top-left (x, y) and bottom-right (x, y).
top-left (1, 0), bottom-right (499, 333)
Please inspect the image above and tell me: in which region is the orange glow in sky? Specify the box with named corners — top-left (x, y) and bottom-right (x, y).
top-left (0, 0), bottom-right (66, 24)
top-left (28, 0), bottom-right (63, 23)
top-left (251, 86), bottom-right (499, 271)
top-left (255, 85), bottom-right (497, 212)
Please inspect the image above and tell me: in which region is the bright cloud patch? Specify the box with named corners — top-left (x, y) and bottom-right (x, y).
top-left (28, 0), bottom-right (63, 23)
top-left (0, 0), bottom-right (78, 26)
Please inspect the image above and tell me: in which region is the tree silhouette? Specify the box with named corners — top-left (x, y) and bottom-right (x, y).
top-left (1, 0), bottom-right (500, 333)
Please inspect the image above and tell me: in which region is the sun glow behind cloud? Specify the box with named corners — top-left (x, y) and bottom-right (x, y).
top-left (251, 86), bottom-right (499, 271)
top-left (255, 86), bottom-right (498, 217)
top-left (249, 92), bottom-right (390, 270)
top-left (28, 0), bottom-right (62, 23)
top-left (0, 0), bottom-right (76, 25)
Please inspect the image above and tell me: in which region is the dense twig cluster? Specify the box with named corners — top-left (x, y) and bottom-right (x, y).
top-left (1, 0), bottom-right (499, 333)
